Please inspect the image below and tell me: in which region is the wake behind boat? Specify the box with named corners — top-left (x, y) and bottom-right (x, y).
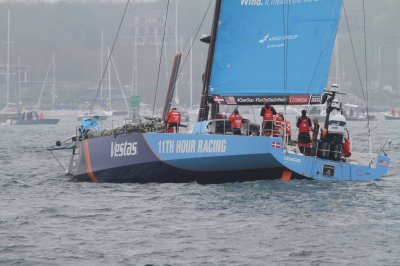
top-left (49, 0), bottom-right (390, 183)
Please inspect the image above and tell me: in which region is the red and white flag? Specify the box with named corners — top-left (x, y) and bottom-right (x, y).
top-left (213, 96), bottom-right (225, 104)
top-left (272, 141), bottom-right (281, 149)
top-left (224, 96), bottom-right (237, 105)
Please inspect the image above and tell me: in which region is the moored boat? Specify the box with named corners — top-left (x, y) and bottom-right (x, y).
top-left (384, 109), bottom-right (400, 120)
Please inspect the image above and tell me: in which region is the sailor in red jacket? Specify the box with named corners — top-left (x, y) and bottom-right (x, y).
top-left (228, 109), bottom-right (243, 135)
top-left (166, 107), bottom-right (181, 133)
top-left (296, 109), bottom-right (312, 155)
top-left (260, 100), bottom-right (277, 136)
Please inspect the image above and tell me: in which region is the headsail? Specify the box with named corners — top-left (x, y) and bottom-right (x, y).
top-left (208, 0), bottom-right (343, 102)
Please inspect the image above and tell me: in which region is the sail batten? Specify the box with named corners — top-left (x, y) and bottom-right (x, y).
top-left (208, 0), bottom-right (343, 97)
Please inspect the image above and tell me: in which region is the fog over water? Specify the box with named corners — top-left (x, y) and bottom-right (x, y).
top-left (1, 0), bottom-right (400, 264)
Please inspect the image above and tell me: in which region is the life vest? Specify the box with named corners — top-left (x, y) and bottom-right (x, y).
top-left (263, 107), bottom-right (274, 121)
top-left (273, 115), bottom-right (283, 136)
top-left (228, 114), bottom-right (243, 129)
top-left (285, 121), bottom-right (292, 137)
top-left (343, 137), bottom-right (351, 157)
top-left (298, 117), bottom-right (311, 133)
top-left (167, 110), bottom-right (181, 124)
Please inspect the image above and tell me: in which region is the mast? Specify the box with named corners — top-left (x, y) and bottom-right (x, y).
top-left (107, 46), bottom-right (111, 109)
top-left (51, 52), bottom-right (56, 108)
top-left (131, 31), bottom-right (138, 96)
top-left (100, 31), bottom-right (104, 102)
top-left (175, 0), bottom-right (179, 105)
top-left (6, 10), bottom-right (10, 109)
top-left (190, 37), bottom-right (193, 110)
top-left (17, 56), bottom-right (21, 106)
top-left (198, 0), bottom-right (222, 121)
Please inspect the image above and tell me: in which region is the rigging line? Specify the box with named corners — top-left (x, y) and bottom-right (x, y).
top-left (89, 0), bottom-right (130, 113)
top-left (152, 0), bottom-right (170, 117)
top-left (344, 2), bottom-right (372, 163)
top-left (50, 150), bottom-right (66, 171)
top-left (283, 3), bottom-right (290, 116)
top-left (176, 0), bottom-right (214, 83)
top-left (305, 0), bottom-right (342, 95)
top-left (251, 106), bottom-right (256, 124)
top-left (343, 4), bottom-right (370, 125)
top-left (362, 0), bottom-right (373, 163)
top-left (37, 56), bottom-right (52, 107)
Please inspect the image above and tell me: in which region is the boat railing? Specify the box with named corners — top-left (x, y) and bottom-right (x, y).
top-left (206, 119), bottom-right (257, 136)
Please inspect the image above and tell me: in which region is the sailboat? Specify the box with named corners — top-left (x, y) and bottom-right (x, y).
top-left (11, 53), bottom-right (60, 125)
top-left (49, 0), bottom-right (390, 183)
top-left (307, 103), bottom-right (376, 122)
top-left (384, 108), bottom-right (400, 120)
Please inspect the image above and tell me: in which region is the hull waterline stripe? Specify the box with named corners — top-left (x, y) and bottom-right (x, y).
top-left (83, 140), bottom-right (98, 183)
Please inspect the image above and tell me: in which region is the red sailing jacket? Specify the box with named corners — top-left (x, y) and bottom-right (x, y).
top-left (262, 107), bottom-right (274, 121)
top-left (298, 117), bottom-right (311, 133)
top-left (228, 114), bottom-right (243, 129)
top-left (166, 110), bottom-right (181, 124)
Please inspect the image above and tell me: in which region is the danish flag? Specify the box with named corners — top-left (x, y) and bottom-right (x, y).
top-left (272, 141), bottom-right (281, 149)
top-left (213, 96), bottom-right (225, 104)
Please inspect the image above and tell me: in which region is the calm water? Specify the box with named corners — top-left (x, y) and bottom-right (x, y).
top-left (1, 112), bottom-right (399, 265)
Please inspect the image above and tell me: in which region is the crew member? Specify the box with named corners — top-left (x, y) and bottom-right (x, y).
top-left (216, 113), bottom-right (227, 134)
top-left (260, 100), bottom-right (277, 136)
top-left (273, 112), bottom-right (283, 137)
top-left (296, 109), bottom-right (312, 155)
top-left (166, 107), bottom-right (181, 133)
top-left (228, 109), bottom-right (243, 135)
top-left (280, 113), bottom-right (292, 141)
top-left (311, 118), bottom-right (320, 155)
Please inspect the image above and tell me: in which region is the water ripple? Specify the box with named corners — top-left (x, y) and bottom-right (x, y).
top-left (0, 116), bottom-right (399, 265)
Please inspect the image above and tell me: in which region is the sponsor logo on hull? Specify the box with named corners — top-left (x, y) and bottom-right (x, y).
top-left (158, 139), bottom-right (227, 154)
top-left (111, 141), bottom-right (138, 158)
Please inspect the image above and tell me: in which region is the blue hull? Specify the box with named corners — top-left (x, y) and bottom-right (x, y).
top-left (67, 132), bottom-right (390, 183)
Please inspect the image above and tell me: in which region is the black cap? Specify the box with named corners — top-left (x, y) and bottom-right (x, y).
top-left (301, 109), bottom-right (307, 115)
